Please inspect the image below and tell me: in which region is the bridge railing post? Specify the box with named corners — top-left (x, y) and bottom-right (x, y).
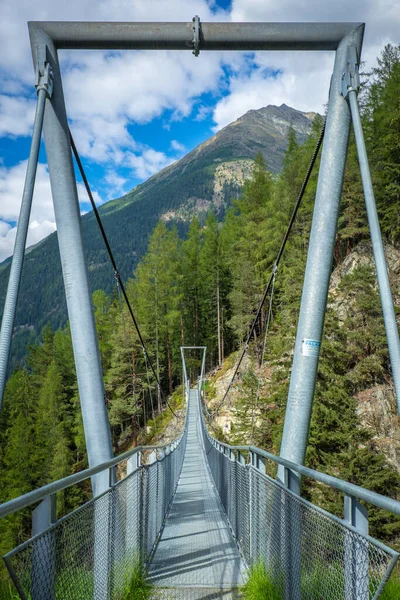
top-left (344, 495), bottom-right (369, 600)
top-left (249, 452), bottom-right (257, 564)
top-left (31, 494), bottom-right (57, 600)
top-left (280, 467), bottom-right (301, 600)
top-left (126, 452), bottom-right (141, 560)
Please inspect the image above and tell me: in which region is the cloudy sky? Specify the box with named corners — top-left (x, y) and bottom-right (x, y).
top-left (0, 0), bottom-right (399, 262)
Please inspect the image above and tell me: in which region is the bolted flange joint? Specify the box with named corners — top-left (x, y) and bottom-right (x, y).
top-left (35, 45), bottom-right (54, 98)
top-left (341, 45), bottom-right (360, 99)
top-left (192, 15), bottom-right (200, 57)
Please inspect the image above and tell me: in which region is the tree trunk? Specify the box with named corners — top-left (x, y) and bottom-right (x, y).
top-left (155, 280), bottom-right (161, 413)
top-left (221, 307), bottom-right (224, 361)
top-left (217, 279), bottom-right (222, 366)
top-left (165, 313), bottom-right (173, 395)
top-left (180, 301), bottom-right (185, 345)
top-left (195, 291), bottom-right (199, 345)
top-left (132, 415), bottom-right (138, 447)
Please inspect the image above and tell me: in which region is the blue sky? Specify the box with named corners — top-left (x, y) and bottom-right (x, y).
top-left (0, 0), bottom-right (399, 262)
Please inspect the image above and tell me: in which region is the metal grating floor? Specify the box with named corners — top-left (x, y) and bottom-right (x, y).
top-left (151, 588), bottom-right (242, 599)
top-left (148, 390), bottom-right (245, 595)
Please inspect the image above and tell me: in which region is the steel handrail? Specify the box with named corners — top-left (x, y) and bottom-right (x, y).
top-left (201, 412), bottom-right (400, 517)
top-left (0, 429), bottom-right (185, 520)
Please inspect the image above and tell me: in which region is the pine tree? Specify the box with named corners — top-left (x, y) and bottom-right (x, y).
top-left (182, 217), bottom-right (203, 347)
top-left (199, 212), bottom-right (230, 367)
top-left (224, 153), bottom-right (276, 343)
top-left (367, 44), bottom-right (400, 242)
top-left (134, 222), bottom-right (182, 397)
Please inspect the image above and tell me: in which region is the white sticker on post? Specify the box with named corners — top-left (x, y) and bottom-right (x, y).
top-left (302, 339), bottom-right (321, 357)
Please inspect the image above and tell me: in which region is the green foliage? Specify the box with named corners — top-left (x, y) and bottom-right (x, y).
top-left (366, 44), bottom-right (400, 243)
top-left (381, 571), bottom-right (400, 600)
top-left (242, 562), bottom-right (281, 600)
top-left (120, 558), bottom-right (152, 600)
top-left (223, 153), bottom-right (279, 343)
top-left (2, 42), bottom-right (400, 595)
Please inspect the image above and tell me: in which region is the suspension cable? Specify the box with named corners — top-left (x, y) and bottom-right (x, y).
top-left (212, 119), bottom-right (326, 416)
top-left (69, 130), bottom-right (178, 418)
top-left (144, 348), bottom-right (157, 435)
top-left (251, 270), bottom-right (276, 444)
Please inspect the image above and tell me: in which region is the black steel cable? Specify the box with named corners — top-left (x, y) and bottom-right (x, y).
top-left (212, 119), bottom-right (326, 416)
top-left (69, 130), bottom-right (178, 418)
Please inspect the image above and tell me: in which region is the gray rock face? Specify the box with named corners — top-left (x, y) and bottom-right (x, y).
top-left (329, 241), bottom-right (400, 472)
top-left (356, 384), bottom-right (400, 473)
top-left (329, 240), bottom-right (400, 325)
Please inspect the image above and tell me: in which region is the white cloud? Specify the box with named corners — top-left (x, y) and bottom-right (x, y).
top-left (76, 182), bottom-right (103, 207)
top-left (1, 0), bottom-right (400, 209)
top-left (126, 148), bottom-right (176, 180)
top-left (171, 139), bottom-right (186, 153)
top-left (216, 0), bottom-right (400, 129)
top-left (63, 49), bottom-right (224, 163)
top-left (0, 0), bottom-right (227, 79)
top-left (103, 171), bottom-right (129, 198)
top-left (194, 104), bottom-right (213, 121)
top-left (0, 161), bottom-right (104, 261)
top-left (213, 53), bottom-right (334, 130)
top-left (0, 95), bottom-right (36, 137)
top-left (0, 161), bottom-right (54, 223)
top-left (0, 219), bottom-right (57, 263)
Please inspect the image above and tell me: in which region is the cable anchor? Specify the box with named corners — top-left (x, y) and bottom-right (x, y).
top-left (35, 45), bottom-right (54, 98)
top-left (192, 15), bottom-right (201, 57)
top-left (341, 45), bottom-right (360, 99)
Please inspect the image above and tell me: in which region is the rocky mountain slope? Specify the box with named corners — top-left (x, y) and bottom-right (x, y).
top-left (206, 241), bottom-right (400, 475)
top-left (0, 104), bottom-right (314, 365)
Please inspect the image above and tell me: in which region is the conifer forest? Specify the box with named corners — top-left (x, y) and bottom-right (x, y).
top-left (1, 43), bottom-right (400, 592)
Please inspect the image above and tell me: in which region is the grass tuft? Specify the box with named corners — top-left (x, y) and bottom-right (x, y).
top-left (242, 562), bottom-right (281, 600)
top-left (380, 571), bottom-right (400, 600)
top-left (121, 559), bottom-right (152, 600)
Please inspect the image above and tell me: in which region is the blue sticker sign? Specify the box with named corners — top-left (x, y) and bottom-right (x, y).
top-left (302, 338), bottom-right (321, 357)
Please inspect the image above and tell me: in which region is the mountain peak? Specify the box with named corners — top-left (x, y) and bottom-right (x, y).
top-left (0, 102), bottom-right (316, 363)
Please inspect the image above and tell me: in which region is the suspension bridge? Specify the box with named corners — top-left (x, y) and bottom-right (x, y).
top-left (0, 348), bottom-right (399, 599)
top-left (1, 19), bottom-right (400, 600)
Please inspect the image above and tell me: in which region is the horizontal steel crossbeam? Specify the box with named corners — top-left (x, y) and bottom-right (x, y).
top-left (28, 21), bottom-right (364, 51)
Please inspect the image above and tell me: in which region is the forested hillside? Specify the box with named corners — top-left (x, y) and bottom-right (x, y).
top-left (1, 43), bottom-right (400, 592)
top-left (0, 104), bottom-right (313, 368)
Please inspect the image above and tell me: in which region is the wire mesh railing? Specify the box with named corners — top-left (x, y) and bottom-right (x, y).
top-left (2, 351), bottom-right (400, 600)
top-left (2, 413), bottom-right (188, 600)
top-left (200, 402), bottom-right (399, 600)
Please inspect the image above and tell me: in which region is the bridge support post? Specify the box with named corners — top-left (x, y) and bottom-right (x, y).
top-left (278, 24), bottom-right (364, 479)
top-left (29, 28), bottom-right (114, 600)
top-left (28, 27), bottom-right (114, 498)
top-left (277, 25), bottom-right (364, 600)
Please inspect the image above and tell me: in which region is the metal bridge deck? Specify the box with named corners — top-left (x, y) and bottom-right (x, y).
top-left (149, 389), bottom-right (245, 598)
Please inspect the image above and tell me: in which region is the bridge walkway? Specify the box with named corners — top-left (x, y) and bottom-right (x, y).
top-left (148, 389), bottom-right (245, 599)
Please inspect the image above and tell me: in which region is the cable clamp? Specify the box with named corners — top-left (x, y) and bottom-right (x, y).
top-left (192, 15), bottom-right (200, 57)
top-left (272, 262), bottom-right (278, 275)
top-left (341, 45), bottom-right (360, 99)
top-left (35, 45), bottom-right (53, 98)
